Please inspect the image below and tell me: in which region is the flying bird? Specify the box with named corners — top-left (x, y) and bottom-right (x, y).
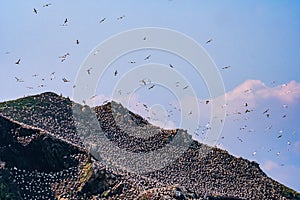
top-left (59, 53), bottom-right (69, 62)
top-left (205, 100), bottom-right (210, 104)
top-left (93, 50), bottom-right (99, 55)
top-left (144, 55), bottom-right (151, 60)
top-left (263, 109), bottom-right (269, 114)
top-left (237, 137), bottom-right (243, 142)
top-left (148, 84), bottom-right (155, 90)
top-left (183, 85), bottom-right (189, 90)
top-left (60, 18), bottom-right (68, 26)
top-left (206, 39), bottom-right (213, 44)
top-left (15, 59), bottom-right (21, 65)
top-left (117, 15), bottom-right (125, 20)
top-left (282, 114), bottom-right (287, 118)
top-left (264, 125), bottom-right (272, 132)
top-left (15, 77), bottom-right (24, 82)
top-left (87, 67), bottom-right (92, 75)
top-left (244, 89), bottom-right (252, 93)
top-left (99, 18), bottom-right (106, 23)
top-left (62, 78), bottom-right (70, 82)
top-left (129, 61), bottom-right (136, 64)
top-left (76, 40), bottom-right (79, 44)
top-left (143, 37), bottom-right (147, 40)
top-left (140, 79), bottom-right (147, 85)
top-left (114, 70), bottom-right (118, 76)
top-left (169, 64), bottom-right (174, 68)
top-left (245, 109), bottom-right (253, 113)
top-left (33, 8), bottom-right (37, 14)
top-left (222, 65), bottom-right (231, 69)
top-left (43, 3), bottom-right (52, 7)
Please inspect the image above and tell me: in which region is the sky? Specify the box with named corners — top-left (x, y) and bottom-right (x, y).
top-left (1, 0), bottom-right (300, 192)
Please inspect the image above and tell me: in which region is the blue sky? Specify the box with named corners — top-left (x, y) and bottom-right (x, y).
top-left (1, 0), bottom-right (300, 191)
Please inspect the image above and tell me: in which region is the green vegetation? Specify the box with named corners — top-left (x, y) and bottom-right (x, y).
top-left (0, 182), bottom-right (17, 200)
top-left (282, 185), bottom-right (300, 200)
top-left (1, 93), bottom-right (58, 108)
top-left (78, 162), bottom-right (93, 192)
top-left (80, 162), bottom-right (93, 183)
top-left (0, 171), bottom-right (19, 200)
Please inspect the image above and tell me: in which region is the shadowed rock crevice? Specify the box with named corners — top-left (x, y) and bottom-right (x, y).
top-left (0, 115), bottom-right (82, 172)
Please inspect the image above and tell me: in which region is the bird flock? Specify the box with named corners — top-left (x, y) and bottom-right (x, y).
top-left (3, 1), bottom-right (297, 194)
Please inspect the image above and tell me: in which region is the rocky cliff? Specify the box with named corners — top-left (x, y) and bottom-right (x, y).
top-left (0, 92), bottom-right (299, 199)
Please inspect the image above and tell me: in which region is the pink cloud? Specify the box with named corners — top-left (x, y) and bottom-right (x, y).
top-left (261, 160), bottom-right (279, 171)
top-left (226, 80), bottom-right (300, 108)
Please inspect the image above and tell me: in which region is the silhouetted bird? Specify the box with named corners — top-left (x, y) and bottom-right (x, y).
top-left (33, 8), bottom-right (37, 14)
top-left (15, 59), bottom-right (21, 65)
top-left (144, 55), bottom-right (151, 60)
top-left (222, 65), bottom-right (231, 69)
top-left (87, 68), bottom-right (92, 75)
top-left (43, 3), bottom-right (52, 7)
top-left (117, 15), bottom-right (125, 20)
top-left (206, 39), bottom-right (213, 44)
top-left (62, 78), bottom-right (70, 82)
top-left (99, 18), bottom-right (106, 23)
top-left (15, 77), bottom-right (24, 82)
top-left (148, 84), bottom-right (155, 90)
top-left (245, 109), bottom-right (252, 113)
top-left (263, 109), bottom-right (269, 114)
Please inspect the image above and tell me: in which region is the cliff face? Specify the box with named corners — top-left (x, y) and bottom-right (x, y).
top-left (0, 92), bottom-right (299, 200)
top-left (0, 115), bottom-right (81, 172)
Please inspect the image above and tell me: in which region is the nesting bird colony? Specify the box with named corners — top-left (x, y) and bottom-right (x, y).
top-left (0, 92), bottom-right (299, 199)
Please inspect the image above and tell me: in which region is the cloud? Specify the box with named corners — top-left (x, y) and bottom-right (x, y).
top-left (261, 160), bottom-right (279, 171)
top-left (227, 79), bottom-right (300, 105)
top-left (291, 141), bottom-right (300, 155)
top-left (261, 161), bottom-right (300, 192)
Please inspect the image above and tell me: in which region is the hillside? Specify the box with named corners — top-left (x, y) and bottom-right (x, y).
top-left (0, 92), bottom-right (299, 199)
